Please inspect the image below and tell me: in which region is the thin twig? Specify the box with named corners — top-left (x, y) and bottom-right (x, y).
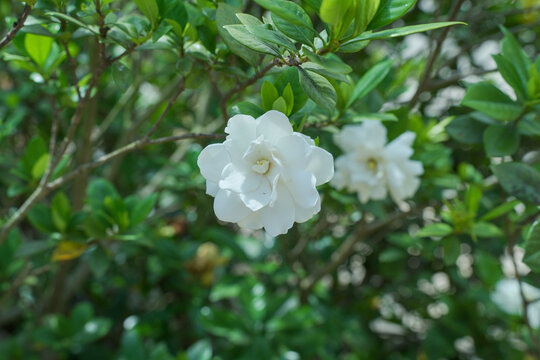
top-left (0, 133), bottom-right (223, 244)
top-left (0, 4), bottom-right (32, 51)
top-left (221, 59), bottom-right (281, 118)
top-left (146, 78), bottom-right (186, 137)
top-left (410, 0), bottom-right (466, 107)
top-left (300, 209), bottom-right (415, 294)
top-left (60, 20), bottom-right (82, 100)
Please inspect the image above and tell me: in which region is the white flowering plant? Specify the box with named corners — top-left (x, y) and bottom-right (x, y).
top-left (1, 0), bottom-right (540, 359)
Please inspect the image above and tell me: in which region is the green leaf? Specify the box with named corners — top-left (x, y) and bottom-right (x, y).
top-left (320, 0), bottom-right (354, 38)
top-left (347, 59), bottom-right (393, 107)
top-left (261, 81), bottom-right (279, 111)
top-left (302, 47), bottom-right (352, 74)
top-left (417, 223), bottom-right (453, 238)
top-left (86, 178), bottom-right (119, 211)
top-left (524, 218), bottom-right (540, 273)
top-left (442, 237), bottom-right (460, 265)
top-left (31, 153), bottom-right (50, 180)
top-left (472, 222), bottom-right (503, 238)
top-left (274, 67), bottom-right (308, 114)
top-left (133, 0), bottom-right (159, 25)
top-left (299, 68), bottom-right (337, 113)
top-left (241, 24), bottom-right (297, 52)
top-left (500, 27), bottom-right (531, 94)
top-left (343, 21), bottom-right (465, 45)
top-left (483, 124), bottom-right (520, 157)
top-left (476, 251), bottom-right (503, 286)
top-left (492, 162), bottom-right (540, 204)
top-left (354, 0), bottom-right (381, 34)
top-left (282, 83), bottom-right (294, 115)
top-left (224, 25), bottom-right (280, 56)
top-left (254, 0), bottom-right (314, 31)
top-left (479, 199), bottom-right (520, 222)
top-left (461, 82), bottom-right (523, 122)
top-left (493, 54), bottom-right (528, 101)
top-left (120, 331), bottom-right (146, 360)
top-left (24, 33), bottom-right (53, 68)
top-left (89, 246), bottom-right (110, 278)
top-left (272, 96), bottom-right (288, 114)
top-left (368, 0), bottom-right (417, 30)
top-left (52, 192), bottom-right (72, 232)
top-left (216, 4), bottom-right (259, 66)
top-left (301, 62), bottom-right (349, 83)
top-left (272, 14), bottom-right (314, 46)
top-left (186, 339), bottom-right (213, 360)
top-left (45, 12), bottom-right (99, 35)
top-left (446, 115), bottom-right (486, 144)
top-left (128, 193), bottom-right (158, 226)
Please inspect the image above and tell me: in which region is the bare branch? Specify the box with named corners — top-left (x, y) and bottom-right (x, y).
top-left (0, 133), bottom-right (223, 244)
top-left (0, 4), bottom-right (32, 51)
top-left (146, 78), bottom-right (186, 138)
top-left (410, 0), bottom-right (466, 107)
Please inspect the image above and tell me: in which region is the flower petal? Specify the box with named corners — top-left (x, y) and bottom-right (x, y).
top-left (214, 189), bottom-right (252, 223)
top-left (306, 146), bottom-right (334, 185)
top-left (259, 183), bottom-right (295, 236)
top-left (219, 164), bottom-right (262, 193)
top-left (197, 143), bottom-right (230, 182)
top-left (295, 195), bottom-right (320, 223)
top-left (256, 110), bottom-right (293, 142)
top-left (206, 181), bottom-right (219, 196)
top-left (275, 134), bottom-right (309, 169)
top-left (237, 212), bottom-right (263, 230)
top-left (224, 115), bottom-right (257, 165)
top-left (283, 169), bottom-right (318, 208)
top-left (239, 179), bottom-right (272, 211)
top-left (385, 131), bottom-right (416, 160)
top-left (361, 121), bottom-right (387, 150)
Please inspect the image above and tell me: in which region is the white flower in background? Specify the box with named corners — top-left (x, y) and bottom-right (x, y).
top-left (197, 111), bottom-right (334, 236)
top-left (491, 278), bottom-right (540, 328)
top-left (331, 121), bottom-right (423, 204)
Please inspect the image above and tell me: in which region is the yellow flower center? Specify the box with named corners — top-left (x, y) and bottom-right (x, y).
top-left (367, 158), bottom-right (378, 171)
top-left (252, 159), bottom-right (270, 175)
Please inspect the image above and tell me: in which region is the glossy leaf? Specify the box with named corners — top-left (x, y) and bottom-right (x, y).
top-left (461, 82), bottom-right (523, 122)
top-left (492, 162), bottom-right (540, 204)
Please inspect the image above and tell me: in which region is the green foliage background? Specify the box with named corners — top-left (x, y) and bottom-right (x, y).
top-left (0, 0), bottom-right (539, 359)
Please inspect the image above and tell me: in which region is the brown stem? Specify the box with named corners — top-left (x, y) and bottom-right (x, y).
top-left (300, 209), bottom-right (415, 295)
top-left (0, 133), bottom-right (222, 245)
top-left (0, 4), bottom-right (32, 51)
top-left (409, 0), bottom-right (466, 107)
top-left (221, 59), bottom-right (281, 118)
top-left (146, 78), bottom-right (186, 138)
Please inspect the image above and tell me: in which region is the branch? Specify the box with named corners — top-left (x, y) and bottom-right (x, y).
top-left (409, 0), bottom-right (466, 107)
top-left (300, 209), bottom-right (415, 294)
top-left (0, 4), bottom-right (32, 51)
top-left (0, 133), bottom-right (223, 244)
top-left (221, 58), bottom-right (281, 118)
top-left (146, 78), bottom-right (186, 137)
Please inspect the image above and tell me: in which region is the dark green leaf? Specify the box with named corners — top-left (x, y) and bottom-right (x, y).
top-left (524, 218), bottom-right (540, 273)
top-left (492, 162), bottom-right (540, 204)
top-left (254, 0), bottom-right (314, 31)
top-left (216, 4), bottom-right (259, 65)
top-left (133, 0), bottom-right (159, 25)
top-left (483, 124), bottom-right (520, 157)
top-left (299, 68), bottom-right (337, 112)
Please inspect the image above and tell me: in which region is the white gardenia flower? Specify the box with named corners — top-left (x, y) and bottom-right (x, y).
top-left (331, 121), bottom-right (423, 204)
top-left (197, 110), bottom-right (334, 236)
